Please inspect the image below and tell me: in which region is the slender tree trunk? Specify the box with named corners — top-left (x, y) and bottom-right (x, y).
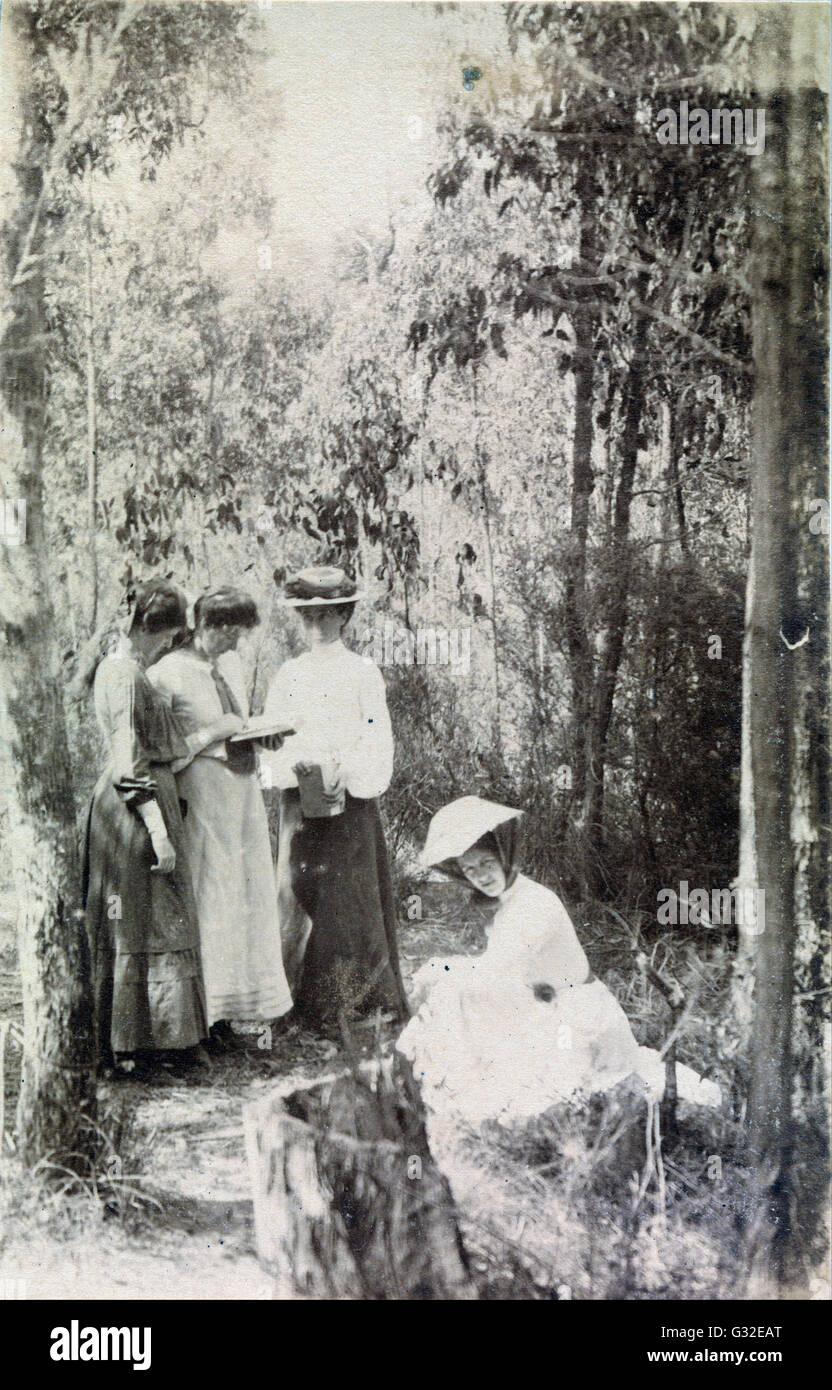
top-left (730, 535), bottom-right (758, 1054)
top-left (563, 181), bottom-right (596, 868)
top-left (668, 406), bottom-right (687, 556)
top-left (478, 457), bottom-right (501, 733)
top-left (0, 6), bottom-right (96, 1165)
top-left (745, 14), bottom-right (829, 1288)
top-left (472, 373), bottom-right (501, 751)
top-left (84, 153), bottom-right (99, 629)
top-left (580, 270), bottom-right (650, 893)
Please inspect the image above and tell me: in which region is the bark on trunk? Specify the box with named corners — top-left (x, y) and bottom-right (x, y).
top-left (563, 182), bottom-right (596, 869)
top-left (0, 4), bottom-right (97, 1165)
top-left (745, 19), bottom-right (829, 1288)
top-left (243, 1056), bottom-right (476, 1299)
top-left (84, 153), bottom-right (99, 630)
top-left (579, 270), bottom-right (650, 893)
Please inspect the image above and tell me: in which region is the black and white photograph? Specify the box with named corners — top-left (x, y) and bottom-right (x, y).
top-left (0, 0), bottom-right (829, 1332)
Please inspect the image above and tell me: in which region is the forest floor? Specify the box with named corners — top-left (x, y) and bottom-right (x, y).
top-left (0, 882), bottom-right (819, 1301)
top-left (0, 882), bottom-right (498, 1299)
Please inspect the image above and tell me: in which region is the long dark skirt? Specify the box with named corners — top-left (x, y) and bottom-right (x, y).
top-left (280, 790), bottom-right (409, 1028)
top-left (82, 763), bottom-right (207, 1057)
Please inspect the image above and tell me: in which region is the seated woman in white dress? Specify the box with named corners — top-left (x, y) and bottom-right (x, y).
top-left (397, 796), bottom-right (720, 1128)
top-left (149, 588), bottom-right (293, 1049)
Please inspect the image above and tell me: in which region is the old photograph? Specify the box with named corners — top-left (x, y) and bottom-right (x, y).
top-left (0, 0), bottom-right (829, 1328)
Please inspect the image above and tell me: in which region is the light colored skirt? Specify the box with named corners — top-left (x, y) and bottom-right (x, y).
top-left (399, 958), bottom-right (719, 1127)
top-left (177, 757), bottom-right (292, 1027)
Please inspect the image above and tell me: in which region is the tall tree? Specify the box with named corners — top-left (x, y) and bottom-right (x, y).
top-left (743, 5), bottom-right (829, 1289)
top-left (0, 0), bottom-right (255, 1165)
top-left (413, 2), bottom-right (754, 893)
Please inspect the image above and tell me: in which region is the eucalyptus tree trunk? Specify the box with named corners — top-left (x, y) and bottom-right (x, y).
top-left (472, 372), bottom-right (502, 753)
top-left (579, 269), bottom-right (650, 894)
top-left (0, 2), bottom-right (97, 1165)
top-left (744, 10), bottom-right (829, 1290)
top-left (563, 180), bottom-right (596, 888)
top-left (84, 152), bottom-right (99, 630)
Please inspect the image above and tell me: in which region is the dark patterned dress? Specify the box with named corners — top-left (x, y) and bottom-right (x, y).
top-left (82, 647), bottom-right (207, 1056)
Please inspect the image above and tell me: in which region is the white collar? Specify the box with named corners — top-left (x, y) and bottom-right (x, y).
top-left (306, 639), bottom-right (347, 662)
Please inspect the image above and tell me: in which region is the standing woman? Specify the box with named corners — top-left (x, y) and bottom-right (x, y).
top-left (148, 588), bottom-right (293, 1047)
top-left (82, 580), bottom-right (237, 1079)
top-left (261, 566), bottom-right (409, 1031)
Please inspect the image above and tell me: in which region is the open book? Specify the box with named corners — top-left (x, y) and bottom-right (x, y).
top-left (228, 718), bottom-right (296, 744)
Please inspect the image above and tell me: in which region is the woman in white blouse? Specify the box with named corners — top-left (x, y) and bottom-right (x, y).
top-left (398, 796), bottom-right (720, 1128)
top-left (149, 588), bottom-right (293, 1048)
top-left (261, 567), bottom-right (409, 1029)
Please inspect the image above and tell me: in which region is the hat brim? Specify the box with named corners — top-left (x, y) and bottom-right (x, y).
top-left (280, 592), bottom-right (365, 608)
top-left (418, 802), bottom-right (522, 869)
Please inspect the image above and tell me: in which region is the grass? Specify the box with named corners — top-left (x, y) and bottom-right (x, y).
top-left (0, 884), bottom-right (827, 1300)
top-left (0, 1098), bottom-right (163, 1245)
top-left (442, 1089), bottom-right (753, 1300)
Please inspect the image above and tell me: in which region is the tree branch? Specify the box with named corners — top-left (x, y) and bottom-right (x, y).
top-left (524, 284), bottom-right (751, 374)
top-left (11, 3), bottom-right (143, 291)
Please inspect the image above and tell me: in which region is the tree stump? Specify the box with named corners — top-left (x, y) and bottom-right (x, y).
top-left (243, 1053), bottom-right (476, 1299)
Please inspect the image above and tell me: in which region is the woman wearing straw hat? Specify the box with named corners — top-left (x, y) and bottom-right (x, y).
top-left (260, 567), bottom-right (409, 1030)
top-left (398, 796), bottom-right (720, 1128)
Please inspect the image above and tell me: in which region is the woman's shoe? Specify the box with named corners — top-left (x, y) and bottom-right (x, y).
top-left (162, 1045), bottom-right (213, 1077)
top-left (205, 1021), bottom-right (234, 1055)
top-left (110, 1053), bottom-right (159, 1083)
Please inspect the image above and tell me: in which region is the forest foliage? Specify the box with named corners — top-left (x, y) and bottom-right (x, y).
top-left (19, 1), bottom-right (757, 915)
top-left (0, 0), bottom-right (828, 1296)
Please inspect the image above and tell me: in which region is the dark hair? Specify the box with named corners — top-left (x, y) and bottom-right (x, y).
top-left (130, 580), bottom-right (188, 634)
top-left (73, 579), bottom-right (186, 693)
top-left (332, 603), bottom-right (354, 628)
top-left (470, 831), bottom-right (500, 859)
top-left (194, 587), bottom-right (260, 630)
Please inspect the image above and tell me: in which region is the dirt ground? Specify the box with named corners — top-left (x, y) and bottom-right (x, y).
top-left (0, 882), bottom-right (493, 1300)
top-left (1, 881), bottom-right (764, 1302)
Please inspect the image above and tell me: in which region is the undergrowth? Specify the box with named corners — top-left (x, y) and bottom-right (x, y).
top-left (0, 1098), bottom-right (160, 1242)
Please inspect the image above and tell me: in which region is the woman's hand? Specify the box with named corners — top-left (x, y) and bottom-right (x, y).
top-left (320, 754), bottom-right (345, 800)
top-left (207, 712), bottom-right (244, 744)
top-left (255, 732), bottom-right (284, 751)
top-left (150, 829), bottom-right (176, 874)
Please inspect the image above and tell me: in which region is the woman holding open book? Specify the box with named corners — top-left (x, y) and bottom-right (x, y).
top-left (148, 587), bottom-right (292, 1048)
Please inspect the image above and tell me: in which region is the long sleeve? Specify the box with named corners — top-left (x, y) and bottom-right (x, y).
top-left (148, 649), bottom-right (234, 764)
top-left (100, 659), bottom-right (157, 807)
top-left (261, 663), bottom-right (306, 789)
top-left (261, 650), bottom-right (394, 798)
top-left (341, 660), bottom-right (394, 799)
top-left (485, 879), bottom-right (590, 990)
top-left (217, 648), bottom-right (251, 719)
